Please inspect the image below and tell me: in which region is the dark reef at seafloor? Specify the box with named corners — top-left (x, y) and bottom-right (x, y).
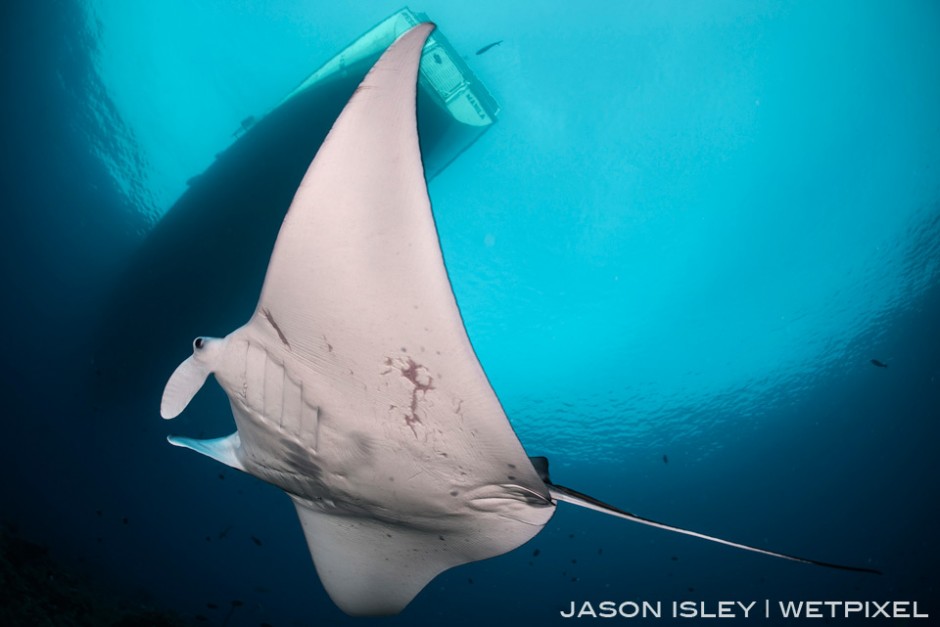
top-left (0, 521), bottom-right (186, 627)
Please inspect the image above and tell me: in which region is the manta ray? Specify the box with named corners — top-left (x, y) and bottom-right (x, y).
top-left (161, 23), bottom-right (877, 616)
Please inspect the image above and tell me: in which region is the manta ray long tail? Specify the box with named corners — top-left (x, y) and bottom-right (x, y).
top-left (549, 483), bottom-right (881, 575)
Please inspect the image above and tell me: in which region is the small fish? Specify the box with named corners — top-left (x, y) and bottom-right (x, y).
top-left (251, 535), bottom-right (263, 546)
top-left (218, 525), bottom-right (233, 539)
top-left (207, 603), bottom-right (218, 610)
top-left (662, 454), bottom-right (669, 464)
top-left (475, 40), bottom-right (503, 55)
top-left (871, 359), bottom-right (888, 368)
top-left (532, 548), bottom-right (541, 557)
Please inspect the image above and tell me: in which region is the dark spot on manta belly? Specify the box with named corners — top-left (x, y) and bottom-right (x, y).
top-left (449, 489), bottom-right (459, 496)
top-left (261, 307), bottom-right (290, 349)
top-left (386, 357), bottom-right (435, 436)
top-left (507, 475), bottom-right (516, 480)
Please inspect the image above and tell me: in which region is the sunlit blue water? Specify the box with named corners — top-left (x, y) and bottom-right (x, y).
top-left (2, 1), bottom-right (938, 625)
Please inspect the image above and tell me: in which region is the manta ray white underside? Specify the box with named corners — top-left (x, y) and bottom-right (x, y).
top-left (161, 23), bottom-right (877, 617)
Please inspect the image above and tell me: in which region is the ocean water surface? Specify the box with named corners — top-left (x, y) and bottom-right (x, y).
top-left (2, 1), bottom-right (938, 625)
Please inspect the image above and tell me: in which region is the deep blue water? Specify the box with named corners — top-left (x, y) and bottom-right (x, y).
top-left (2, 1), bottom-right (939, 625)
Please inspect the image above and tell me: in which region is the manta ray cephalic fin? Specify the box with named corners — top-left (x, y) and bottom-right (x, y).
top-left (160, 355), bottom-right (211, 419)
top-left (167, 432), bottom-right (246, 471)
